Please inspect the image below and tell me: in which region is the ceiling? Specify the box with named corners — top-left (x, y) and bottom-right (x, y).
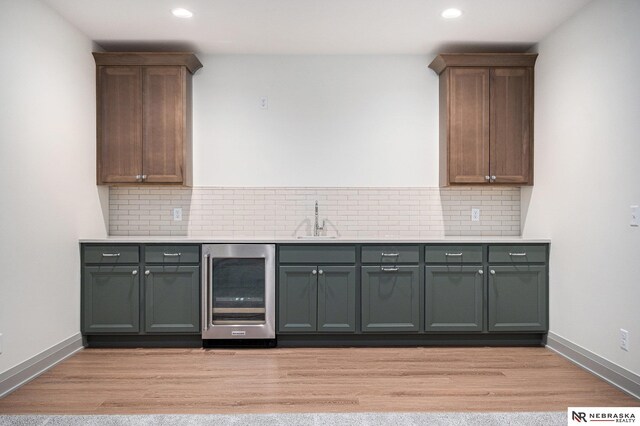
top-left (43, 0), bottom-right (592, 55)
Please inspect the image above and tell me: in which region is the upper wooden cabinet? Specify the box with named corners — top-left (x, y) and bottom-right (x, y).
top-left (93, 52), bottom-right (202, 186)
top-left (429, 53), bottom-right (537, 186)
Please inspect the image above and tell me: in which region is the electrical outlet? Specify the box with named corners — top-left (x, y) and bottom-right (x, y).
top-left (172, 207), bottom-right (183, 221)
top-left (260, 96), bottom-right (268, 109)
top-left (620, 329), bottom-right (629, 351)
top-left (471, 208), bottom-right (480, 222)
top-left (631, 206), bottom-right (639, 226)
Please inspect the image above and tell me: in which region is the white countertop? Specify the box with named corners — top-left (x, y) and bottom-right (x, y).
top-left (80, 236), bottom-right (550, 244)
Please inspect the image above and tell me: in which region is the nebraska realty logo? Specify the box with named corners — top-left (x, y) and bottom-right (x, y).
top-left (568, 407), bottom-right (639, 424)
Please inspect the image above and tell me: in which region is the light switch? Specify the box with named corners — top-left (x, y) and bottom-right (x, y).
top-left (631, 205), bottom-right (639, 227)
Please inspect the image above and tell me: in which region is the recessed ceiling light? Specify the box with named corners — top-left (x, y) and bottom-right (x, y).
top-left (441, 8), bottom-right (462, 19)
top-left (171, 8), bottom-right (193, 18)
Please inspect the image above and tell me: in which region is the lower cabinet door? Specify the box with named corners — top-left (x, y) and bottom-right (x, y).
top-left (488, 265), bottom-right (547, 331)
top-left (317, 266), bottom-right (356, 332)
top-left (144, 265), bottom-right (200, 333)
top-left (278, 266), bottom-right (317, 332)
top-left (425, 266), bottom-right (484, 332)
top-left (361, 266), bottom-right (420, 332)
top-left (83, 266), bottom-right (140, 333)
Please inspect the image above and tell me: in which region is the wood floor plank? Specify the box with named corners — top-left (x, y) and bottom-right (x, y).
top-left (0, 347), bottom-right (637, 414)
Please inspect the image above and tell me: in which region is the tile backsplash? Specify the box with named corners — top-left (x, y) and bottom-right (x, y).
top-left (108, 186), bottom-right (520, 237)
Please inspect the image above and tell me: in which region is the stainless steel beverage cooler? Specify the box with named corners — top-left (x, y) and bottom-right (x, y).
top-left (201, 244), bottom-right (276, 343)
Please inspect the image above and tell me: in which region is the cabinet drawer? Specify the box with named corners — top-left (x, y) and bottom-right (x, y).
top-left (145, 245), bottom-right (200, 263)
top-left (425, 245), bottom-right (482, 264)
top-left (279, 245), bottom-right (356, 264)
top-left (361, 246), bottom-right (419, 264)
top-left (83, 245), bottom-right (139, 264)
top-left (488, 245), bottom-right (546, 263)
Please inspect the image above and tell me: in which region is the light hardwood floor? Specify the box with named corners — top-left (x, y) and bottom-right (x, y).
top-left (0, 347), bottom-right (637, 414)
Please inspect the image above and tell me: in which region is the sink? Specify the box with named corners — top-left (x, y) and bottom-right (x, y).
top-left (296, 236), bottom-right (337, 240)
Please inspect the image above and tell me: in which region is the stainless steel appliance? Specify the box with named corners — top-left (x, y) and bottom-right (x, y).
top-left (201, 244), bottom-right (275, 341)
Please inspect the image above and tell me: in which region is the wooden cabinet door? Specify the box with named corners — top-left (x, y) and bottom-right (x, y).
top-left (142, 66), bottom-right (185, 183)
top-left (488, 265), bottom-right (547, 331)
top-left (317, 266), bottom-right (356, 332)
top-left (490, 68), bottom-right (532, 184)
top-left (425, 266), bottom-right (484, 332)
top-left (448, 68), bottom-right (490, 184)
top-left (97, 66), bottom-right (142, 184)
top-left (144, 265), bottom-right (200, 333)
top-left (278, 266), bottom-right (317, 332)
top-left (361, 266), bottom-right (420, 332)
top-left (83, 266), bottom-right (140, 333)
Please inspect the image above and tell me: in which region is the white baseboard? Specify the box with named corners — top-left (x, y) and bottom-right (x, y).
top-left (0, 333), bottom-right (84, 398)
top-left (546, 332), bottom-right (639, 399)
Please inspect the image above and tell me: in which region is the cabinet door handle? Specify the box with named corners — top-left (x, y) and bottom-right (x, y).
top-left (102, 253), bottom-right (120, 257)
top-left (163, 252), bottom-right (182, 257)
top-left (144, 270), bottom-right (150, 276)
top-left (132, 270), bottom-right (138, 275)
top-left (445, 252), bottom-right (462, 257)
top-left (312, 269), bottom-right (317, 275)
top-left (485, 176), bottom-right (490, 180)
top-left (381, 253), bottom-right (399, 257)
top-left (142, 175), bottom-right (147, 180)
top-left (508, 252), bottom-right (527, 256)
top-left (491, 175), bottom-right (496, 182)
top-left (478, 269), bottom-right (484, 275)
top-left (135, 175), bottom-right (142, 181)
top-left (381, 267), bottom-right (399, 272)
top-left (490, 270), bottom-right (496, 275)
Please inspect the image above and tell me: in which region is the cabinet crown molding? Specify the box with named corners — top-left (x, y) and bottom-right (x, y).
top-left (92, 52), bottom-right (203, 74)
top-left (428, 53), bottom-right (538, 75)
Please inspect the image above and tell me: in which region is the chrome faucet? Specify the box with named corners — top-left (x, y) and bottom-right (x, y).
top-left (314, 200), bottom-right (325, 236)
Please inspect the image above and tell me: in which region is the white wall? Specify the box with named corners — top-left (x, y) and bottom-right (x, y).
top-left (193, 55), bottom-right (439, 187)
top-left (523, 0), bottom-right (640, 374)
top-left (0, 0), bottom-right (107, 373)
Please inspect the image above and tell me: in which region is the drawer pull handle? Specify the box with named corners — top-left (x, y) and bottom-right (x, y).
top-left (381, 253), bottom-right (400, 257)
top-left (381, 267), bottom-right (399, 272)
top-left (490, 270), bottom-right (496, 275)
top-left (312, 269), bottom-right (317, 275)
top-left (102, 253), bottom-right (120, 257)
top-left (445, 252), bottom-right (463, 256)
top-left (318, 269), bottom-right (324, 275)
top-left (478, 269), bottom-right (484, 275)
top-left (508, 252), bottom-right (527, 256)
top-left (132, 270), bottom-right (138, 275)
top-left (163, 252), bottom-right (182, 257)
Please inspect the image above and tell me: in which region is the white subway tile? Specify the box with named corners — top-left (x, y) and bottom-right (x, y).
top-left (108, 186), bottom-right (521, 237)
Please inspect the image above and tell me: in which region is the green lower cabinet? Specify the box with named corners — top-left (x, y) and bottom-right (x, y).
top-left (83, 266), bottom-right (140, 333)
top-left (488, 265), bottom-right (547, 332)
top-left (278, 266), bottom-right (317, 332)
top-left (425, 266), bottom-right (484, 332)
top-left (361, 266), bottom-right (420, 332)
top-left (317, 266), bottom-right (356, 332)
top-left (144, 265), bottom-right (200, 333)
top-left (279, 265), bottom-right (356, 333)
